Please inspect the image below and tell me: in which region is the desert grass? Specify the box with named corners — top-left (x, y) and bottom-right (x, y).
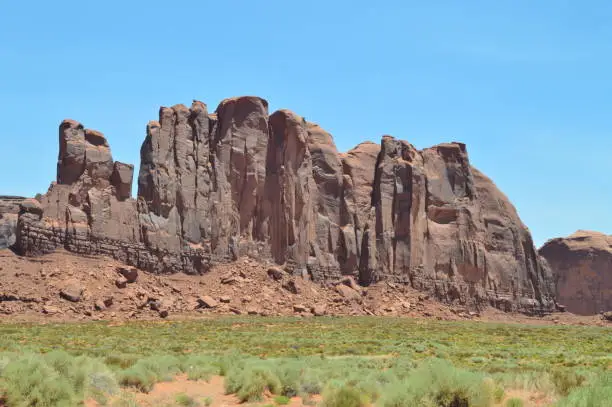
top-left (0, 317), bottom-right (608, 406)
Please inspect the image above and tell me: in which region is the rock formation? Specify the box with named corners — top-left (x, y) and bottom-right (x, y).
top-left (539, 231), bottom-right (612, 315)
top-left (0, 196), bottom-right (26, 249)
top-left (14, 96), bottom-right (557, 314)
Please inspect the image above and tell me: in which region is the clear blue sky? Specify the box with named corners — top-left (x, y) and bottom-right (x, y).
top-left (1, 1), bottom-right (611, 247)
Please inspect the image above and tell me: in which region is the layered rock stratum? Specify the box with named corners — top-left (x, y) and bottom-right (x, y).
top-left (539, 231), bottom-right (612, 315)
top-left (14, 96), bottom-right (557, 313)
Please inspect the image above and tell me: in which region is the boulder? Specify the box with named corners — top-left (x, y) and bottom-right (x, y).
top-left (115, 277), bottom-right (128, 289)
top-left (267, 267), bottom-right (285, 281)
top-left (149, 299), bottom-right (172, 314)
top-left (312, 304), bottom-right (327, 316)
top-left (293, 304), bottom-right (308, 313)
top-left (42, 305), bottom-right (61, 315)
top-left (246, 307), bottom-right (260, 315)
top-left (94, 300), bottom-right (106, 311)
top-left (335, 284), bottom-right (361, 301)
top-left (230, 307), bottom-right (243, 315)
top-left (221, 275), bottom-right (239, 285)
top-left (60, 282), bottom-right (83, 302)
top-left (117, 267), bottom-right (138, 283)
top-left (149, 300), bottom-right (162, 311)
top-left (219, 296), bottom-right (231, 303)
top-left (197, 296), bottom-right (218, 309)
top-left (282, 279), bottom-right (301, 295)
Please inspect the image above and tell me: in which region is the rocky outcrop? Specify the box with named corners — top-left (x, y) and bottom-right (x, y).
top-left (0, 196), bottom-right (26, 249)
top-left (539, 231), bottom-right (612, 315)
top-left (15, 121), bottom-right (144, 265)
top-left (15, 96), bottom-right (557, 314)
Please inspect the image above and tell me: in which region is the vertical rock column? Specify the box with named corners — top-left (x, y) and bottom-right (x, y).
top-left (259, 110), bottom-right (314, 268)
top-left (340, 142), bottom-right (380, 284)
top-left (371, 136), bottom-right (426, 282)
top-left (210, 96), bottom-right (269, 258)
top-left (305, 123), bottom-right (347, 278)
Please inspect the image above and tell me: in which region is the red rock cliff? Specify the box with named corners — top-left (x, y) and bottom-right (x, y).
top-left (16, 96), bottom-right (557, 314)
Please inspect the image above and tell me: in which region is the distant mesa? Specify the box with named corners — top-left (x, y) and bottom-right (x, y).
top-left (539, 231), bottom-right (612, 315)
top-left (7, 96), bottom-right (557, 314)
top-left (0, 196), bottom-right (27, 200)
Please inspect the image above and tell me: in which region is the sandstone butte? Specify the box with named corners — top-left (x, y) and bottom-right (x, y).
top-left (11, 96), bottom-right (558, 314)
top-left (539, 230), bottom-right (612, 315)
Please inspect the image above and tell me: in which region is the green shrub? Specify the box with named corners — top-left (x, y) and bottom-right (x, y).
top-left (175, 392), bottom-right (199, 406)
top-left (381, 359), bottom-right (494, 407)
top-left (413, 344), bottom-right (426, 353)
top-left (203, 396), bottom-right (213, 407)
top-left (184, 355), bottom-right (219, 381)
top-left (105, 353), bottom-right (140, 369)
top-left (556, 373), bottom-right (612, 407)
top-left (269, 360), bottom-right (325, 397)
top-left (274, 395), bottom-right (291, 405)
top-left (380, 381), bottom-right (421, 407)
top-left (272, 361), bottom-right (303, 397)
top-left (322, 384), bottom-right (368, 407)
top-left (119, 355), bottom-right (183, 392)
top-left (225, 366), bottom-right (282, 402)
top-left (0, 354), bottom-right (76, 407)
top-left (110, 391), bottom-right (139, 407)
top-left (217, 352), bottom-right (244, 376)
top-left (340, 370), bottom-right (391, 403)
top-left (118, 367), bottom-right (157, 393)
top-left (82, 367), bottom-right (120, 403)
top-left (551, 369), bottom-right (586, 396)
top-left (0, 351), bottom-right (119, 407)
top-left (299, 369), bottom-right (323, 396)
top-left (0, 354), bottom-right (13, 377)
top-left (505, 398), bottom-right (524, 407)
top-left (491, 371), bottom-right (554, 394)
top-left (493, 385), bottom-right (505, 403)
top-left (44, 351), bottom-right (119, 402)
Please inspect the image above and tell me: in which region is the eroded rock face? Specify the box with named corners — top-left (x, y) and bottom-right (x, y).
top-left (539, 231), bottom-right (612, 315)
top-left (0, 196), bottom-right (25, 249)
top-left (16, 120), bottom-right (142, 264)
top-left (15, 96), bottom-right (557, 313)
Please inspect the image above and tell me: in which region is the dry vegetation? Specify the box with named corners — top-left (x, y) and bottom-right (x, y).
top-left (0, 317), bottom-right (609, 406)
